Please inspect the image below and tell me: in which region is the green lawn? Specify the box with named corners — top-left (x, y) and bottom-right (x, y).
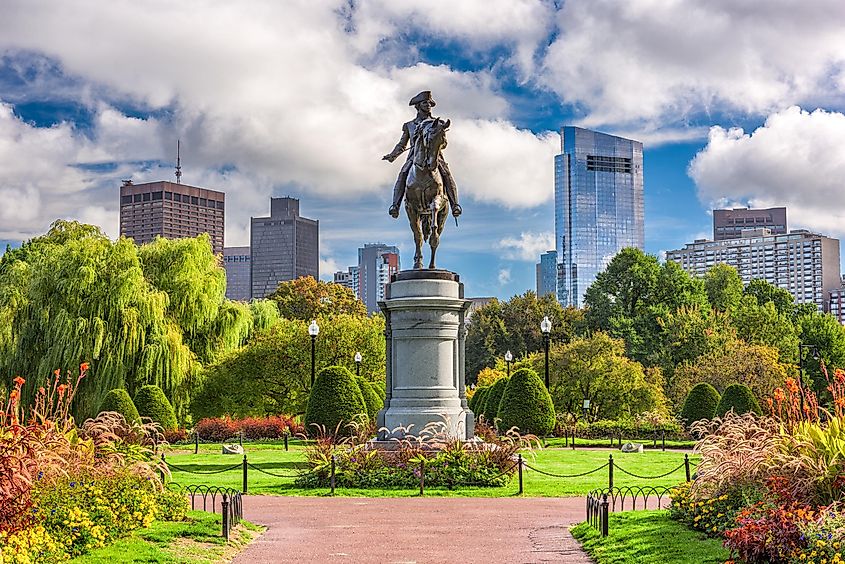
top-left (571, 510), bottom-right (730, 563)
top-left (70, 511), bottom-right (262, 563)
top-left (164, 443), bottom-right (697, 497)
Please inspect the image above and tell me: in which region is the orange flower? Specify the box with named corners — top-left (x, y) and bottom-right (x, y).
top-left (38, 387), bottom-right (45, 395)
top-left (785, 378), bottom-right (800, 394)
top-left (53, 369), bottom-right (60, 377)
top-left (80, 362), bottom-right (90, 372)
top-left (13, 376), bottom-right (24, 387)
top-left (9, 389), bottom-right (19, 402)
top-left (57, 384), bottom-right (68, 396)
top-left (773, 388), bottom-right (785, 402)
top-left (836, 369), bottom-right (845, 384)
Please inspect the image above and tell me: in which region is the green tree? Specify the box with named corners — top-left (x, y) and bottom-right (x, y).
top-left (192, 314), bottom-right (386, 420)
top-left (356, 376), bottom-right (382, 419)
top-left (497, 368), bottom-right (555, 435)
top-left (743, 279), bottom-right (795, 315)
top-left (541, 332), bottom-right (665, 422)
top-left (269, 276), bottom-right (366, 320)
top-left (304, 365), bottom-right (367, 436)
top-left (482, 377), bottom-right (509, 426)
top-left (680, 383), bottom-right (720, 426)
top-left (715, 383), bottom-right (762, 417)
top-left (797, 312), bottom-right (845, 398)
top-left (732, 296), bottom-right (798, 363)
top-left (134, 385), bottom-right (178, 431)
top-left (703, 264), bottom-right (743, 313)
top-left (584, 248), bottom-right (661, 331)
top-left (98, 389), bottom-right (140, 424)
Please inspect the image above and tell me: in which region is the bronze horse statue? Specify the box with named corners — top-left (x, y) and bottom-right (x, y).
top-left (404, 117), bottom-right (451, 269)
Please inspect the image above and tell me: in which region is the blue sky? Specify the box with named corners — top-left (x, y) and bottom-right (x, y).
top-left (2, 1), bottom-right (845, 299)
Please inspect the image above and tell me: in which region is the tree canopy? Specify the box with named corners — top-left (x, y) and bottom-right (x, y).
top-left (268, 276), bottom-right (366, 320)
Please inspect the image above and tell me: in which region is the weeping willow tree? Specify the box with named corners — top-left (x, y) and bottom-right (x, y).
top-left (0, 221), bottom-right (264, 421)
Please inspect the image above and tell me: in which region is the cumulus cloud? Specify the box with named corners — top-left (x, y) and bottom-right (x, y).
top-left (497, 231), bottom-right (554, 261)
top-left (542, 0), bottom-right (845, 128)
top-left (497, 268), bottom-right (511, 285)
top-left (689, 106), bottom-right (845, 237)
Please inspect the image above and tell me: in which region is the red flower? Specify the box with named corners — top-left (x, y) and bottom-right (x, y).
top-left (57, 384), bottom-right (68, 396)
top-left (80, 362), bottom-right (90, 372)
top-left (38, 387), bottom-right (45, 395)
top-left (13, 376), bottom-right (24, 387)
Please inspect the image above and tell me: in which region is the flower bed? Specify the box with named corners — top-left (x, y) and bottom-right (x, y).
top-left (0, 366), bottom-right (189, 563)
top-left (668, 368), bottom-right (845, 563)
top-left (195, 415), bottom-right (303, 442)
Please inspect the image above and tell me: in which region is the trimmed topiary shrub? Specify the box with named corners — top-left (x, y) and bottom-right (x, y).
top-left (482, 378), bottom-right (509, 425)
top-left (98, 388), bottom-right (140, 424)
top-left (356, 376), bottom-right (382, 419)
top-left (681, 382), bottom-right (721, 426)
top-left (497, 368), bottom-right (554, 435)
top-left (471, 387), bottom-right (489, 415)
top-left (305, 365), bottom-right (367, 435)
top-left (134, 385), bottom-right (177, 431)
top-left (715, 383), bottom-right (762, 418)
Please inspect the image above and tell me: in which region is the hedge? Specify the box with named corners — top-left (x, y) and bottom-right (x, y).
top-left (133, 385), bottom-right (177, 431)
top-left (98, 389), bottom-right (140, 424)
top-left (482, 378), bottom-right (509, 425)
top-left (497, 368), bottom-right (555, 435)
top-left (681, 382), bottom-right (721, 426)
top-left (715, 383), bottom-right (762, 418)
top-left (304, 365), bottom-right (367, 435)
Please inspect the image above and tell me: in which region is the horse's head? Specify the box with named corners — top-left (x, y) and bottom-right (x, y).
top-left (414, 117), bottom-right (450, 171)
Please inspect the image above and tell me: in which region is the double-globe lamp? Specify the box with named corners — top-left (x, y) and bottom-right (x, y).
top-left (504, 350), bottom-right (513, 378)
top-left (354, 351), bottom-right (362, 377)
top-left (540, 316), bottom-right (552, 389)
top-left (308, 320), bottom-right (320, 388)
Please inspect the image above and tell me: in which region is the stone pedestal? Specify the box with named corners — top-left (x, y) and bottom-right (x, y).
top-left (376, 270), bottom-right (474, 440)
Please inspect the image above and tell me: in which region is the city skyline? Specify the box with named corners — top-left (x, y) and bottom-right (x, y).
top-left (2, 2), bottom-right (845, 300)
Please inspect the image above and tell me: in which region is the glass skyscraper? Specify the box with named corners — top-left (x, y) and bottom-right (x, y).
top-left (555, 127), bottom-right (644, 307)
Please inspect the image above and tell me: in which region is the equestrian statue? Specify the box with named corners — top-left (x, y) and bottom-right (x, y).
top-left (382, 91), bottom-right (461, 270)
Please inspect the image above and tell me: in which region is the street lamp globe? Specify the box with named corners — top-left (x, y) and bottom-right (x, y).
top-left (308, 320), bottom-right (320, 337)
top-left (354, 351), bottom-right (362, 363)
top-left (540, 316), bottom-right (552, 335)
top-left (504, 350), bottom-right (513, 363)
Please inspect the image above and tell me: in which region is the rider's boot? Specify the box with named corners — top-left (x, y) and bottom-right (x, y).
top-left (439, 160), bottom-right (462, 217)
top-left (389, 173), bottom-right (407, 218)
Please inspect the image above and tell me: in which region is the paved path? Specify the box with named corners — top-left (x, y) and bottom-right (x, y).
top-left (232, 496), bottom-right (592, 564)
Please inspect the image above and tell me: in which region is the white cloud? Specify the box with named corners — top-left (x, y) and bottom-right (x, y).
top-left (542, 0), bottom-right (845, 128)
top-left (689, 106), bottom-right (845, 237)
top-left (497, 268), bottom-right (511, 285)
top-left (319, 257), bottom-right (341, 280)
top-left (497, 231), bottom-right (554, 261)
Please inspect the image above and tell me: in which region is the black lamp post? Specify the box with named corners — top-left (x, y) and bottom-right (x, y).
top-left (540, 316), bottom-right (552, 389)
top-left (798, 343), bottom-right (820, 414)
top-left (354, 351), bottom-right (362, 377)
top-left (583, 398), bottom-right (591, 422)
top-left (504, 350), bottom-right (513, 378)
top-left (308, 319), bottom-right (320, 388)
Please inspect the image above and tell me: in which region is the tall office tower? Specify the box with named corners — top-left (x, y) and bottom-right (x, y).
top-left (713, 207), bottom-right (787, 241)
top-left (536, 250), bottom-right (557, 297)
top-left (223, 246), bottom-right (251, 301)
top-left (358, 243), bottom-right (400, 313)
top-left (250, 197), bottom-right (319, 299)
top-left (666, 228), bottom-right (841, 312)
top-left (555, 127), bottom-right (644, 307)
top-left (119, 180), bottom-right (225, 254)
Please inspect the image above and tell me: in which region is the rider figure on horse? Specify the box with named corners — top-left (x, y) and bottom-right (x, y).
top-left (382, 91), bottom-right (462, 219)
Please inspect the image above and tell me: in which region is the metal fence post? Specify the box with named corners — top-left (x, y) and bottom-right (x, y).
top-left (684, 453), bottom-right (691, 482)
top-left (518, 454), bottom-right (523, 495)
top-left (160, 453), bottom-right (166, 484)
top-left (242, 454), bottom-right (248, 494)
top-left (661, 429), bottom-right (666, 451)
top-left (195, 429), bottom-right (199, 454)
top-left (221, 494), bottom-right (230, 542)
top-left (330, 454), bottom-right (336, 495)
top-left (571, 426), bottom-right (576, 450)
top-left (600, 493), bottom-right (609, 537)
top-left (419, 459), bottom-right (425, 496)
top-left (608, 454), bottom-right (614, 491)
top-left (284, 430), bottom-right (289, 451)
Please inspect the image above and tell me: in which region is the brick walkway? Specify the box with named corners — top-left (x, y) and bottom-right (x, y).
top-left (232, 496), bottom-right (593, 563)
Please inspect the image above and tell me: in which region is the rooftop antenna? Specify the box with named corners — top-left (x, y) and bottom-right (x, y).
top-left (175, 139), bottom-right (182, 184)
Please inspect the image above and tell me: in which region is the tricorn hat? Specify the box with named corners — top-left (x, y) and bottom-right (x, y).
top-left (409, 91), bottom-right (436, 107)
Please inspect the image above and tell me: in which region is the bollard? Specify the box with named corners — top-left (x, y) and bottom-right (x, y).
top-left (221, 494), bottom-right (230, 542)
top-left (609, 434), bottom-right (613, 447)
top-left (684, 453), bottom-right (691, 482)
top-left (600, 493), bottom-right (609, 537)
top-left (419, 459), bottom-right (425, 496)
top-left (330, 455), bottom-right (336, 495)
top-left (284, 431), bottom-right (289, 451)
top-left (195, 429), bottom-right (199, 454)
top-left (608, 454), bottom-right (614, 491)
top-left (662, 429), bottom-right (666, 452)
top-left (242, 455), bottom-right (248, 494)
top-left (518, 454), bottom-right (523, 495)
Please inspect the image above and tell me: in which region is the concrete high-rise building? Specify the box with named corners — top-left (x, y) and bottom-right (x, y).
top-left (713, 207), bottom-right (787, 241)
top-left (119, 180), bottom-right (225, 254)
top-left (666, 228), bottom-right (841, 312)
top-left (358, 243), bottom-right (400, 313)
top-left (333, 266), bottom-right (360, 297)
top-left (250, 197), bottom-right (318, 299)
top-left (536, 250), bottom-right (557, 298)
top-left (555, 127), bottom-right (644, 307)
top-left (223, 246), bottom-right (251, 301)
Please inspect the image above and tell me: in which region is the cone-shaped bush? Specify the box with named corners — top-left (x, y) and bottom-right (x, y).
top-left (497, 368), bottom-right (554, 435)
top-left (471, 387), bottom-right (489, 414)
top-left (134, 385), bottom-right (177, 431)
top-left (715, 383), bottom-right (762, 418)
top-left (305, 365), bottom-right (367, 435)
top-left (681, 383), bottom-right (721, 425)
top-left (356, 376), bottom-right (382, 419)
top-left (482, 378), bottom-right (509, 425)
top-left (99, 388), bottom-right (140, 424)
